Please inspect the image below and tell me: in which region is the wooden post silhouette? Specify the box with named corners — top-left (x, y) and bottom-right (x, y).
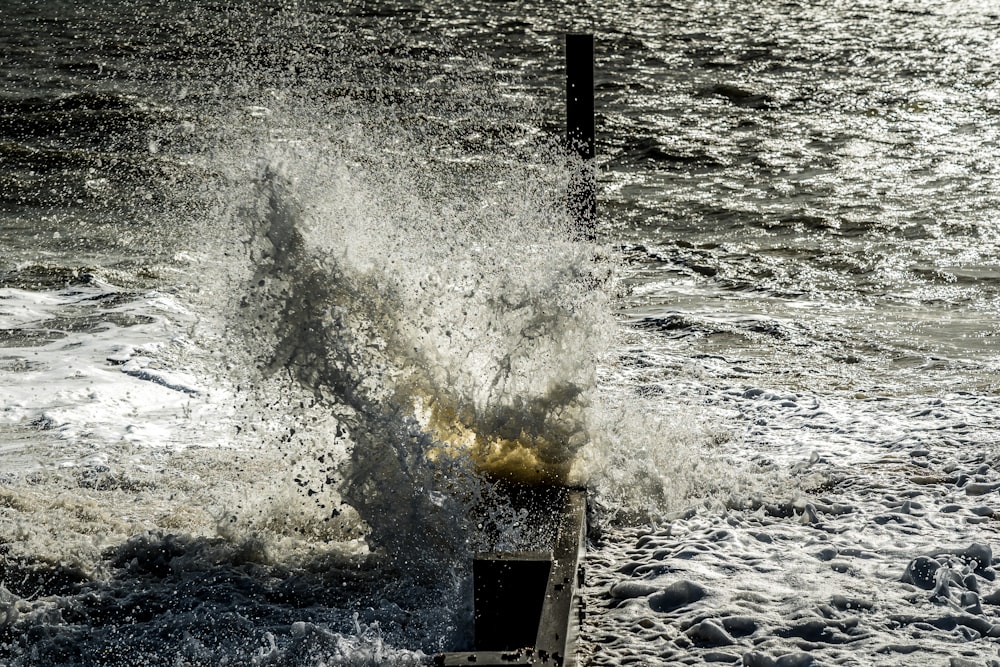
top-left (566, 34), bottom-right (595, 233)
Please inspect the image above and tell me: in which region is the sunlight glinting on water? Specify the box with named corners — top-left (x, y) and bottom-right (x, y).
top-left (2, 1), bottom-right (1000, 664)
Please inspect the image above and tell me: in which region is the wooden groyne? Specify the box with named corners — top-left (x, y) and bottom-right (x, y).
top-left (435, 489), bottom-right (587, 667)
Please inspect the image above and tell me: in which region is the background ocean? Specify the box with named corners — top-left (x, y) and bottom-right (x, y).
top-left (2, 1), bottom-right (1000, 665)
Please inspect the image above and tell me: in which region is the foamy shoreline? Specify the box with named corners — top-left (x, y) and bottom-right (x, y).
top-left (581, 433), bottom-right (1000, 666)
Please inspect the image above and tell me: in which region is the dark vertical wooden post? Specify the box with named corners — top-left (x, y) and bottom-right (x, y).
top-left (566, 34), bottom-right (594, 160)
top-left (566, 34), bottom-right (595, 232)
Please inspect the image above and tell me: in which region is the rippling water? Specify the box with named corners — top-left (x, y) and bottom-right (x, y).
top-left (3, 1), bottom-right (1000, 665)
top-left (604, 0), bottom-right (1000, 397)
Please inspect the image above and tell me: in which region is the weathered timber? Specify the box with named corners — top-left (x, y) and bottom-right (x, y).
top-left (566, 33), bottom-right (596, 233)
top-left (436, 489), bottom-right (587, 667)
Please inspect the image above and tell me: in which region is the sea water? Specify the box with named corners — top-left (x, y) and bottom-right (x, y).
top-left (2, 1), bottom-right (999, 665)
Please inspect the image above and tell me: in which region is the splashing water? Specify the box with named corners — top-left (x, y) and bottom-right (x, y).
top-left (218, 105), bottom-right (627, 565)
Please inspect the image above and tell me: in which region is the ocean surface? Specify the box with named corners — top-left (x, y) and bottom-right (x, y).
top-left (2, 1), bottom-right (1000, 665)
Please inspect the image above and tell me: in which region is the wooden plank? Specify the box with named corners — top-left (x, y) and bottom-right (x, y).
top-left (436, 648), bottom-right (537, 666)
top-left (534, 490), bottom-right (586, 666)
top-left (436, 490), bottom-right (587, 667)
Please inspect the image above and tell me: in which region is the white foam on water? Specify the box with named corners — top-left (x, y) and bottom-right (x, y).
top-left (579, 400), bottom-right (1000, 665)
top-left (0, 281), bottom-right (232, 471)
top-left (573, 311), bottom-right (1000, 664)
